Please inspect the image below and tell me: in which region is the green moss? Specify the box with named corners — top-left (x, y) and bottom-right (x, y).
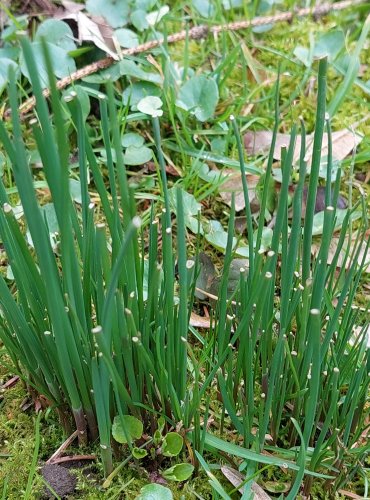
top-left (0, 386), bottom-right (36, 497)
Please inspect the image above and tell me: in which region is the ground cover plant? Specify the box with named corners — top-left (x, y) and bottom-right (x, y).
top-left (0, 1), bottom-right (369, 498)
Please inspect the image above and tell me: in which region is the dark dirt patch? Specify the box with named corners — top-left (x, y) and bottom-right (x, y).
top-left (41, 463), bottom-right (77, 498)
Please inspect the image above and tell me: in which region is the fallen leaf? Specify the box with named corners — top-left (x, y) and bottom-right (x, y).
top-left (189, 312), bottom-right (212, 328)
top-left (311, 230), bottom-right (370, 273)
top-left (337, 491), bottom-right (365, 500)
top-left (221, 466), bottom-right (271, 499)
top-left (244, 128), bottom-right (364, 166)
top-left (59, 1), bottom-right (118, 59)
top-left (0, 375), bottom-right (19, 390)
top-left (145, 161), bottom-right (181, 177)
top-left (187, 252), bottom-right (216, 300)
top-left (217, 168), bottom-right (260, 212)
top-left (301, 185), bottom-right (347, 217)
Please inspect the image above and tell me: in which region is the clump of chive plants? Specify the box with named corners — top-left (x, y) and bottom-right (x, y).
top-left (0, 39), bottom-right (368, 497)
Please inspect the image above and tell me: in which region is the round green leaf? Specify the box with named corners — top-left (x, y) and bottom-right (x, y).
top-left (135, 484), bottom-right (173, 500)
top-left (124, 145), bottom-right (153, 166)
top-left (168, 187), bottom-right (202, 234)
top-left (1, 15), bottom-right (28, 42)
top-left (112, 415), bottom-right (143, 444)
top-left (83, 63), bottom-right (122, 84)
top-left (162, 463), bottom-right (194, 482)
top-left (40, 203), bottom-right (59, 234)
top-left (121, 133), bottom-right (145, 148)
top-left (168, 187), bottom-right (201, 216)
top-left (176, 75), bottom-right (219, 122)
top-left (137, 96), bottom-right (163, 117)
top-left (20, 42), bottom-right (76, 87)
top-left (162, 432), bottom-right (183, 457)
top-left (194, 162), bottom-right (220, 184)
top-left (86, 0), bottom-right (129, 28)
top-left (0, 151), bottom-right (6, 176)
top-left (130, 10), bottom-right (149, 31)
top-left (203, 219), bottom-right (231, 251)
top-left (313, 30), bottom-right (345, 62)
top-left (115, 28), bottom-right (139, 49)
top-left (6, 265), bottom-right (14, 280)
top-left (69, 179), bottom-right (82, 204)
top-left (35, 20), bottom-right (76, 51)
top-left (192, 0), bottom-right (215, 18)
top-left (0, 58), bottom-right (18, 90)
top-left (119, 60), bottom-right (162, 84)
top-left (146, 6), bottom-right (169, 26)
top-left (122, 82), bottom-right (161, 111)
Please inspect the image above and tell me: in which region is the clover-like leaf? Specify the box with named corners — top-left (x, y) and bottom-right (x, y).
top-left (112, 415), bottom-right (143, 444)
top-left (176, 75), bottom-right (219, 122)
top-left (137, 96), bottom-right (163, 117)
top-left (162, 463), bottom-right (194, 482)
top-left (69, 179), bottom-right (83, 204)
top-left (146, 5), bottom-right (170, 26)
top-left (122, 82), bottom-right (161, 111)
top-left (162, 432), bottom-right (183, 457)
top-left (124, 145), bottom-right (153, 165)
top-left (168, 187), bottom-right (202, 234)
top-left (121, 133), bottom-right (145, 148)
top-left (135, 484), bottom-right (173, 500)
top-left (115, 28), bottom-right (139, 49)
top-left (119, 60), bottom-right (162, 84)
top-left (0, 58), bottom-right (18, 91)
top-left (130, 10), bottom-right (149, 31)
top-left (20, 42), bottom-right (76, 87)
top-left (313, 30), bottom-right (345, 62)
top-left (35, 20), bottom-right (76, 51)
top-left (312, 208), bottom-right (361, 236)
top-left (85, 0), bottom-right (129, 28)
top-left (192, 0), bottom-right (215, 18)
top-left (40, 203), bottom-right (59, 234)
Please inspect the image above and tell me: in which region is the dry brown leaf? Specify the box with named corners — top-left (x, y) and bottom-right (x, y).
top-left (0, 375), bottom-right (19, 390)
top-left (0, 0), bottom-right (10, 30)
top-left (338, 490), bottom-right (366, 499)
top-left (244, 128), bottom-right (364, 165)
top-left (58, 1), bottom-right (118, 60)
top-left (221, 466), bottom-right (271, 499)
top-left (218, 168), bottom-right (260, 212)
top-left (311, 230), bottom-right (370, 274)
top-left (189, 312), bottom-right (212, 329)
top-left (245, 131), bottom-right (290, 158)
top-left (145, 161), bottom-right (181, 177)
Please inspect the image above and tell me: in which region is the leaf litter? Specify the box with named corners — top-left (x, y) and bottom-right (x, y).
top-left (58, 0), bottom-right (118, 59)
top-left (244, 128), bottom-right (364, 165)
